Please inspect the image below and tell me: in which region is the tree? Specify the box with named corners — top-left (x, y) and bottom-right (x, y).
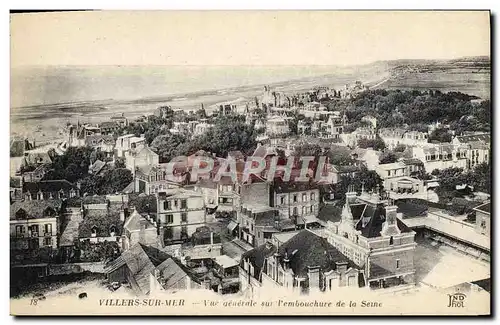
top-left (333, 166), bottom-right (383, 200)
top-left (327, 145), bottom-right (355, 166)
top-left (150, 133), bottom-right (188, 162)
top-left (357, 137), bottom-right (385, 151)
top-left (115, 157), bottom-right (126, 169)
top-left (192, 116), bottom-right (257, 157)
top-left (393, 144), bottom-right (407, 153)
top-left (428, 128), bottom-right (452, 143)
top-left (379, 151), bottom-right (398, 164)
top-left (100, 168), bottom-right (133, 194)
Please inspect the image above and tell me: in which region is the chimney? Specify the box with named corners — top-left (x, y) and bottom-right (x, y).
top-left (381, 202), bottom-right (401, 236)
top-left (307, 266), bottom-right (320, 288)
top-left (283, 252), bottom-right (290, 271)
top-left (203, 279), bottom-right (211, 290)
top-left (335, 261), bottom-right (348, 274)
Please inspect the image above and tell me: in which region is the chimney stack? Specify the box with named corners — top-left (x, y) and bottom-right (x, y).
top-left (307, 266), bottom-right (320, 288)
top-left (335, 261), bottom-right (348, 274)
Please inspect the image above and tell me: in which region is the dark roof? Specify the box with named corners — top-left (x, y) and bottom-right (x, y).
top-left (23, 180), bottom-right (78, 194)
top-left (402, 158), bottom-right (424, 166)
top-left (474, 202), bottom-right (490, 214)
top-left (353, 202), bottom-right (412, 238)
top-left (317, 204), bottom-right (342, 223)
top-left (10, 200), bottom-right (62, 220)
top-left (241, 243), bottom-right (277, 276)
top-left (10, 177), bottom-right (22, 188)
top-left (271, 181), bottom-right (318, 194)
top-left (277, 230), bottom-right (358, 276)
top-left (78, 208), bottom-right (123, 237)
top-left (99, 121), bottom-right (120, 129)
top-left (456, 133), bottom-right (490, 143)
top-left (471, 278), bottom-right (491, 293)
top-left (335, 165), bottom-right (361, 174)
top-left (105, 244), bottom-right (169, 295)
top-left (396, 200), bottom-right (428, 218)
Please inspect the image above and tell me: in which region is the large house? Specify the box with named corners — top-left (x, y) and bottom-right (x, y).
top-left (157, 188), bottom-right (206, 245)
top-left (122, 209), bottom-right (159, 250)
top-left (240, 229), bottom-right (362, 294)
top-left (411, 143), bottom-right (468, 173)
top-left (10, 200), bottom-right (62, 249)
top-left (323, 189), bottom-right (417, 290)
top-left (375, 162), bottom-right (427, 200)
top-left (23, 180), bottom-right (80, 201)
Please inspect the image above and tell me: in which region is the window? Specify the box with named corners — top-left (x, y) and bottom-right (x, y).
top-left (16, 225), bottom-right (25, 237)
top-left (181, 226), bottom-right (188, 239)
top-left (302, 193), bottom-right (307, 202)
top-left (181, 212), bottom-right (188, 223)
top-left (396, 259), bottom-right (400, 269)
top-left (164, 227), bottom-right (173, 239)
top-left (165, 214), bottom-right (174, 224)
top-left (389, 236), bottom-right (394, 245)
top-left (44, 237), bottom-right (52, 246)
top-left (163, 201), bottom-right (171, 211)
top-left (311, 192), bottom-right (315, 201)
top-left (293, 195), bottom-right (297, 203)
top-left (280, 196), bottom-right (285, 205)
top-left (181, 199), bottom-right (187, 209)
top-left (44, 224), bottom-right (52, 236)
top-left (174, 200), bottom-right (178, 208)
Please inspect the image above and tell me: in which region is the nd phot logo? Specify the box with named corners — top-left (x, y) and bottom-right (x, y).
top-left (447, 292), bottom-right (466, 308)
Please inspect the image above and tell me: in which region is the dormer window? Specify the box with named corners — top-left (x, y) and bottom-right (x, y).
top-left (37, 191), bottom-right (43, 200)
top-left (91, 226), bottom-right (98, 238)
top-left (389, 236), bottom-right (394, 245)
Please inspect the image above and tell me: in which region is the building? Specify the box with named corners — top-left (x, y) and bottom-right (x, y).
top-left (78, 203), bottom-right (124, 243)
top-left (327, 112), bottom-right (346, 140)
top-left (122, 209), bottom-right (159, 250)
top-left (375, 162), bottom-right (427, 200)
top-left (269, 182), bottom-right (320, 222)
top-left (98, 121), bottom-right (121, 135)
top-left (10, 200), bottom-right (61, 249)
top-left (157, 188), bottom-right (206, 245)
top-left (194, 122), bottom-right (214, 136)
top-left (105, 243), bottom-right (201, 295)
top-left (465, 141), bottom-right (490, 170)
top-left (474, 201), bottom-right (490, 237)
top-left (126, 146), bottom-right (160, 174)
top-left (265, 116), bottom-right (289, 137)
top-left (361, 115), bottom-right (377, 129)
top-left (134, 164), bottom-right (182, 195)
top-left (84, 135), bottom-right (115, 158)
top-left (411, 144), bottom-right (467, 173)
top-left (351, 148), bottom-right (382, 171)
top-left (110, 113), bottom-right (129, 127)
top-left (379, 128), bottom-right (428, 150)
top-left (238, 203), bottom-right (278, 247)
top-left (115, 134), bottom-right (146, 159)
top-left (323, 189), bottom-right (417, 290)
top-left (22, 180), bottom-right (80, 201)
top-left (240, 230), bottom-right (362, 294)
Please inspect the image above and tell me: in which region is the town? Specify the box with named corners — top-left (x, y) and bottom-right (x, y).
top-left (10, 81), bottom-right (491, 299)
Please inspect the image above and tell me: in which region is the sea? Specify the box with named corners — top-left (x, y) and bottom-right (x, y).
top-left (10, 65), bottom-right (389, 142)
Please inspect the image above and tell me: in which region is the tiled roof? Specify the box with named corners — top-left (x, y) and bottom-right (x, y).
top-left (277, 230), bottom-right (358, 277)
top-left (23, 180), bottom-right (78, 194)
top-left (78, 208), bottom-right (123, 238)
top-left (456, 133), bottom-right (490, 143)
top-left (10, 200), bottom-right (62, 220)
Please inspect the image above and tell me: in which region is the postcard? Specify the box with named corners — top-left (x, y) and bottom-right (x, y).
top-left (10, 10), bottom-right (491, 316)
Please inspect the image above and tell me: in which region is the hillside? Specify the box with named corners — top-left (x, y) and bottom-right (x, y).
top-left (373, 56), bottom-right (490, 99)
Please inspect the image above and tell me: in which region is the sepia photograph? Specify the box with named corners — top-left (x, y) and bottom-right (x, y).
top-left (9, 10), bottom-right (491, 316)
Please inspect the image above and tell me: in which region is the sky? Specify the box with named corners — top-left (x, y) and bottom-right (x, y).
top-left (10, 11), bottom-right (491, 67)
